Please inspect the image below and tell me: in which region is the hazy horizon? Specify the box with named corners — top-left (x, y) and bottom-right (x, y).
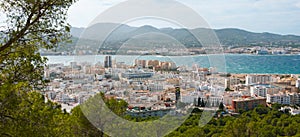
top-left (67, 0), bottom-right (300, 35)
top-left (71, 22), bottom-right (300, 36)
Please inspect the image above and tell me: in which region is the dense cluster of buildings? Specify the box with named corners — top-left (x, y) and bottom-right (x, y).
top-left (223, 74), bottom-right (300, 113)
top-left (224, 46), bottom-right (300, 55)
top-left (40, 46), bottom-right (300, 56)
top-left (43, 56), bottom-right (300, 115)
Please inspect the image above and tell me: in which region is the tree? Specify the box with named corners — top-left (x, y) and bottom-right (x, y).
top-left (197, 97), bottom-right (201, 107)
top-left (0, 0), bottom-right (74, 52)
top-left (0, 90), bottom-right (73, 136)
top-left (272, 103), bottom-right (282, 110)
top-left (70, 106), bottom-right (104, 137)
top-left (182, 127), bottom-right (205, 137)
top-left (225, 87), bottom-right (231, 91)
top-left (224, 116), bottom-right (249, 137)
top-left (219, 102), bottom-right (224, 111)
top-left (0, 0), bottom-right (76, 136)
top-left (254, 106), bottom-right (269, 115)
top-left (284, 121), bottom-right (298, 136)
top-left (0, 0), bottom-right (75, 85)
top-left (201, 99), bottom-right (205, 107)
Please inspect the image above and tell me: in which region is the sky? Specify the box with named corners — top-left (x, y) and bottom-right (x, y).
top-left (68, 0), bottom-right (299, 35)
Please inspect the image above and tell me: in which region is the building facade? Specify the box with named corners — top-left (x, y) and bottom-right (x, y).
top-left (296, 78), bottom-right (300, 88)
top-left (266, 93), bottom-right (291, 105)
top-left (104, 56), bottom-right (112, 68)
top-left (267, 92), bottom-right (300, 105)
top-left (232, 97), bottom-right (266, 112)
top-left (246, 75), bottom-right (271, 85)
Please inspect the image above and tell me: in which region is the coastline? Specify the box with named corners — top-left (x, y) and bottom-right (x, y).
top-left (45, 54), bottom-right (300, 74)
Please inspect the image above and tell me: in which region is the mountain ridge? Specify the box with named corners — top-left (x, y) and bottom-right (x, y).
top-left (70, 23), bottom-right (300, 48)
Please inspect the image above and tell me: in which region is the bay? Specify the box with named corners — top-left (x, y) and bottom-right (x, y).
top-left (46, 54), bottom-right (300, 74)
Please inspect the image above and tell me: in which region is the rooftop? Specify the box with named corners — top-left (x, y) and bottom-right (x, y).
top-left (233, 97), bottom-right (266, 102)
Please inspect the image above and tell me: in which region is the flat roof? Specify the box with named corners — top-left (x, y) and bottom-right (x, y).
top-left (233, 97), bottom-right (266, 102)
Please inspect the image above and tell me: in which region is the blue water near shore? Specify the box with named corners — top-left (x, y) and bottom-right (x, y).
top-left (46, 54), bottom-right (300, 74)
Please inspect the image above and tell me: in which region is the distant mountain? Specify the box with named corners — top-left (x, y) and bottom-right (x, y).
top-left (70, 27), bottom-right (84, 38)
top-left (70, 23), bottom-right (300, 49)
top-left (214, 28), bottom-right (300, 46)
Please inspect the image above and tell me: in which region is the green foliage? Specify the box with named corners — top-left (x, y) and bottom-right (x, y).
top-left (0, 87), bottom-right (129, 136)
top-left (164, 107), bottom-right (300, 137)
top-left (254, 106), bottom-right (269, 115)
top-left (1, 1), bottom-right (300, 136)
top-left (0, 0), bottom-right (76, 136)
top-left (0, 87), bottom-right (73, 136)
top-left (218, 102), bottom-right (224, 111)
top-left (0, 0), bottom-right (76, 86)
top-left (70, 106), bottom-right (105, 137)
top-left (271, 103), bottom-right (282, 110)
top-left (191, 108), bottom-right (203, 114)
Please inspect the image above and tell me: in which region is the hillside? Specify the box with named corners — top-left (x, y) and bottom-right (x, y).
top-left (70, 23), bottom-right (300, 49)
top-left (44, 23), bottom-right (300, 55)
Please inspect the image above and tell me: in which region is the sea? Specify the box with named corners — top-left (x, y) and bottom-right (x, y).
top-left (46, 54), bottom-right (300, 74)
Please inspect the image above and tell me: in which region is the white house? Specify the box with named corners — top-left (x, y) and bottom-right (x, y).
top-left (246, 75), bottom-right (271, 85)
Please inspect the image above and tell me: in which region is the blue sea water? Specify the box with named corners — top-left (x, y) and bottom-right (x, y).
top-left (46, 54), bottom-right (300, 74)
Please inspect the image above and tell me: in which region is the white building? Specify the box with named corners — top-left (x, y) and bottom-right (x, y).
top-left (266, 93), bottom-right (291, 105)
top-left (208, 96), bottom-right (223, 107)
top-left (148, 83), bottom-right (164, 91)
top-left (246, 75), bottom-right (271, 85)
top-left (290, 93), bottom-right (300, 105)
top-left (267, 92), bottom-right (300, 105)
top-left (225, 78), bottom-right (241, 89)
top-left (56, 93), bottom-right (77, 103)
top-left (296, 78), bottom-right (300, 88)
top-left (223, 92), bottom-right (242, 106)
top-left (181, 95), bottom-right (198, 104)
top-left (250, 84), bottom-right (278, 97)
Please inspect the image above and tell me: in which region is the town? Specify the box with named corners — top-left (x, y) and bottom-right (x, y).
top-left (43, 56), bottom-right (300, 117)
top-left (41, 46), bottom-right (300, 56)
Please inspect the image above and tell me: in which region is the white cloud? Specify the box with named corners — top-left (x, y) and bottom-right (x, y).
top-left (176, 0), bottom-right (300, 35)
top-left (67, 0), bottom-right (300, 35)
top-left (67, 0), bottom-right (125, 27)
top-left (295, 2), bottom-right (300, 8)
